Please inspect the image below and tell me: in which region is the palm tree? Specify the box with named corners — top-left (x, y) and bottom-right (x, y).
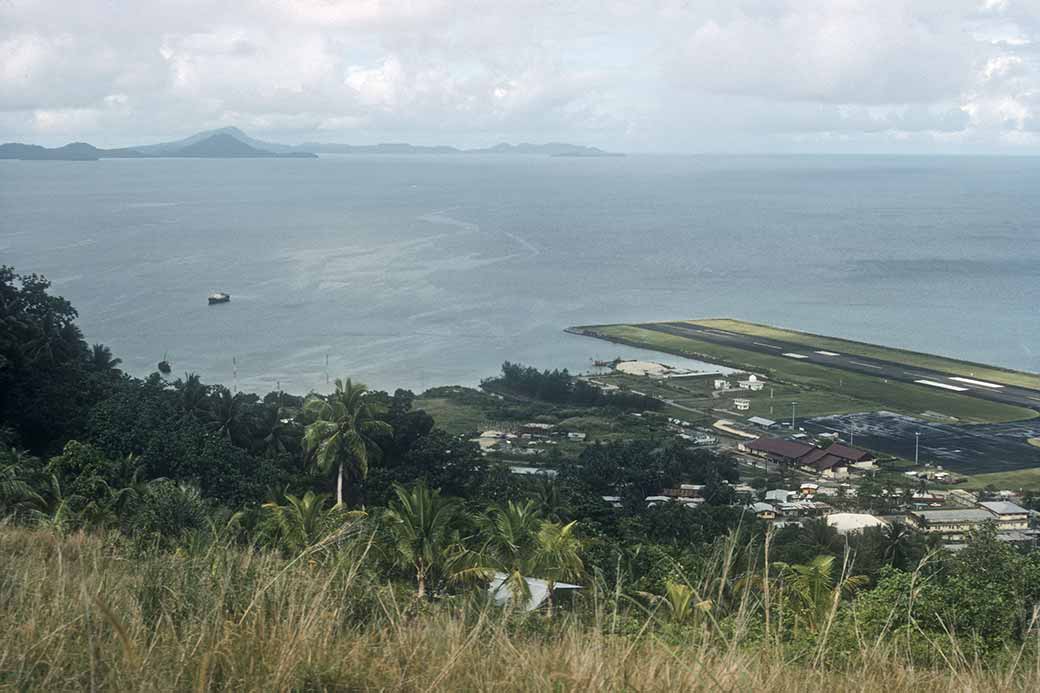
top-left (773, 555), bottom-right (867, 632)
top-left (532, 520), bottom-right (584, 616)
top-left (176, 373), bottom-right (209, 420)
top-left (534, 477), bottom-right (570, 523)
top-left (880, 522), bottom-right (915, 570)
top-left (251, 405), bottom-right (299, 458)
top-left (654, 581), bottom-right (713, 625)
top-left (30, 474), bottom-right (81, 532)
top-left (261, 491), bottom-right (334, 553)
top-left (477, 499), bottom-right (543, 605)
top-left (383, 481), bottom-right (468, 599)
top-left (88, 343), bottom-right (122, 374)
top-left (0, 448), bottom-right (43, 515)
top-left (207, 387), bottom-right (252, 446)
top-left (110, 454), bottom-right (165, 516)
top-left (302, 378), bottom-right (392, 507)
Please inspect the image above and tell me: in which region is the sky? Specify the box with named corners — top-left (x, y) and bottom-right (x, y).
top-left (1, 0), bottom-right (1038, 153)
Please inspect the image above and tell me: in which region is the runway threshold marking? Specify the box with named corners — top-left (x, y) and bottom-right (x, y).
top-left (814, 350), bottom-right (840, 356)
top-left (754, 342), bottom-right (783, 350)
top-left (949, 377), bottom-right (1004, 389)
top-left (849, 360), bottom-right (883, 369)
top-left (915, 379), bottom-right (969, 392)
top-left (782, 353), bottom-right (809, 359)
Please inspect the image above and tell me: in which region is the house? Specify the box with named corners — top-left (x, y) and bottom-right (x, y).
top-left (776, 500), bottom-right (831, 518)
top-left (732, 483), bottom-right (757, 499)
top-left (662, 484), bottom-right (704, 499)
top-left (734, 398), bottom-right (751, 411)
top-left (749, 502), bottom-right (777, 521)
top-left (765, 489), bottom-right (794, 504)
top-left (566, 431), bottom-right (587, 441)
top-left (713, 378), bottom-right (731, 390)
top-left (747, 416), bottom-right (778, 428)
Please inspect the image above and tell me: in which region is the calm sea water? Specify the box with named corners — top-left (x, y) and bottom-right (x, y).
top-left (2, 154), bottom-right (1039, 395)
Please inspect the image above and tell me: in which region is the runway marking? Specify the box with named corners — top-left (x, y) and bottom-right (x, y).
top-left (754, 342), bottom-right (783, 350)
top-left (849, 360), bottom-right (883, 369)
top-left (814, 350), bottom-right (840, 356)
top-left (949, 377), bottom-right (1004, 389)
top-left (782, 353), bottom-right (808, 359)
top-left (915, 379), bottom-right (969, 392)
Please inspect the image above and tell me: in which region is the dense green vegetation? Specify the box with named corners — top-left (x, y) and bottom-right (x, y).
top-left (486, 361), bottom-right (662, 410)
top-left (4, 265), bottom-right (1040, 690)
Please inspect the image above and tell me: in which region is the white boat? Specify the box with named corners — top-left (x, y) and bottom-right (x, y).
top-left (208, 292), bottom-right (230, 304)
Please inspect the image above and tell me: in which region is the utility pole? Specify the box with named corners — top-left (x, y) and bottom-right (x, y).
top-left (233, 356), bottom-right (237, 394)
top-left (849, 420), bottom-right (854, 446)
top-left (790, 401), bottom-right (797, 429)
top-left (914, 431), bottom-right (920, 466)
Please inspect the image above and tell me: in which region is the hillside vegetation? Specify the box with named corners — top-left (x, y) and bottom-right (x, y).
top-left (4, 265), bottom-right (1040, 691)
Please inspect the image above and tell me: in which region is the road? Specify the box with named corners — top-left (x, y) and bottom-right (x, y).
top-left (638, 322), bottom-right (1040, 413)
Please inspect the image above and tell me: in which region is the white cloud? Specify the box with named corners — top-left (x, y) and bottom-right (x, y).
top-left (0, 0), bottom-right (1038, 151)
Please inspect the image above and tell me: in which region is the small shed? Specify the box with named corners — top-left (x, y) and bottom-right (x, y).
top-left (488, 572), bottom-right (581, 611)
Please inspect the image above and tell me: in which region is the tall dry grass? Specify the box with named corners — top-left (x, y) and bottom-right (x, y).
top-left (1, 525), bottom-right (1038, 692)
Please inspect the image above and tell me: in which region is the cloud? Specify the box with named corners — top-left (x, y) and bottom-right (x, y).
top-left (0, 0), bottom-right (1037, 152)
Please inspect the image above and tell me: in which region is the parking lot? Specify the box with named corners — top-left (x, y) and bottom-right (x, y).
top-left (802, 411), bottom-right (1040, 474)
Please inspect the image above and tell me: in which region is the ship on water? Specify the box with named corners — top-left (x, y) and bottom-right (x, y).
top-left (208, 292), bottom-right (230, 304)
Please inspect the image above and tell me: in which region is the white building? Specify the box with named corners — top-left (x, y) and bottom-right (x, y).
top-left (766, 489), bottom-right (794, 503)
top-left (713, 378), bottom-right (731, 390)
top-left (738, 374), bottom-right (766, 391)
top-left (734, 398), bottom-right (751, 411)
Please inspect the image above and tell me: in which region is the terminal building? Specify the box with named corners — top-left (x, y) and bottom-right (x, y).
top-left (738, 437), bottom-right (876, 479)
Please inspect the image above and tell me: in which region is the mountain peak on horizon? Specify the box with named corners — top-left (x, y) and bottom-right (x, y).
top-left (2, 126), bottom-right (620, 160)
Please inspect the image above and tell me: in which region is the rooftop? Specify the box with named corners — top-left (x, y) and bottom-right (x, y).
top-left (825, 443), bottom-right (873, 462)
top-left (827, 513), bottom-right (888, 534)
top-left (746, 437), bottom-right (815, 460)
top-left (979, 501), bottom-right (1029, 515)
top-left (911, 509), bottom-right (994, 523)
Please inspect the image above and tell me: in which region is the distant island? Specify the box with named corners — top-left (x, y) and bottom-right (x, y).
top-left (0, 126), bottom-right (622, 161)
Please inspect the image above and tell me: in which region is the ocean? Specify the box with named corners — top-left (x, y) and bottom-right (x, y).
top-left (2, 154), bottom-right (1038, 395)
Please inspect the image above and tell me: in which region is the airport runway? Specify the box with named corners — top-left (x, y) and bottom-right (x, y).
top-left (801, 412), bottom-right (1040, 474)
top-left (638, 322), bottom-right (1040, 413)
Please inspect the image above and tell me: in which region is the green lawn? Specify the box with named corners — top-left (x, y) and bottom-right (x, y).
top-left (715, 388), bottom-right (877, 420)
top-left (691, 318), bottom-right (1040, 391)
top-left (414, 396), bottom-right (494, 435)
top-left (577, 324), bottom-right (1037, 424)
top-left (954, 468), bottom-right (1040, 491)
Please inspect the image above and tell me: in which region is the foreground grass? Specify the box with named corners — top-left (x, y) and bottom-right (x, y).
top-left (3, 527), bottom-right (1040, 692)
top-left (577, 324), bottom-right (1036, 424)
top-left (692, 318), bottom-right (1040, 392)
